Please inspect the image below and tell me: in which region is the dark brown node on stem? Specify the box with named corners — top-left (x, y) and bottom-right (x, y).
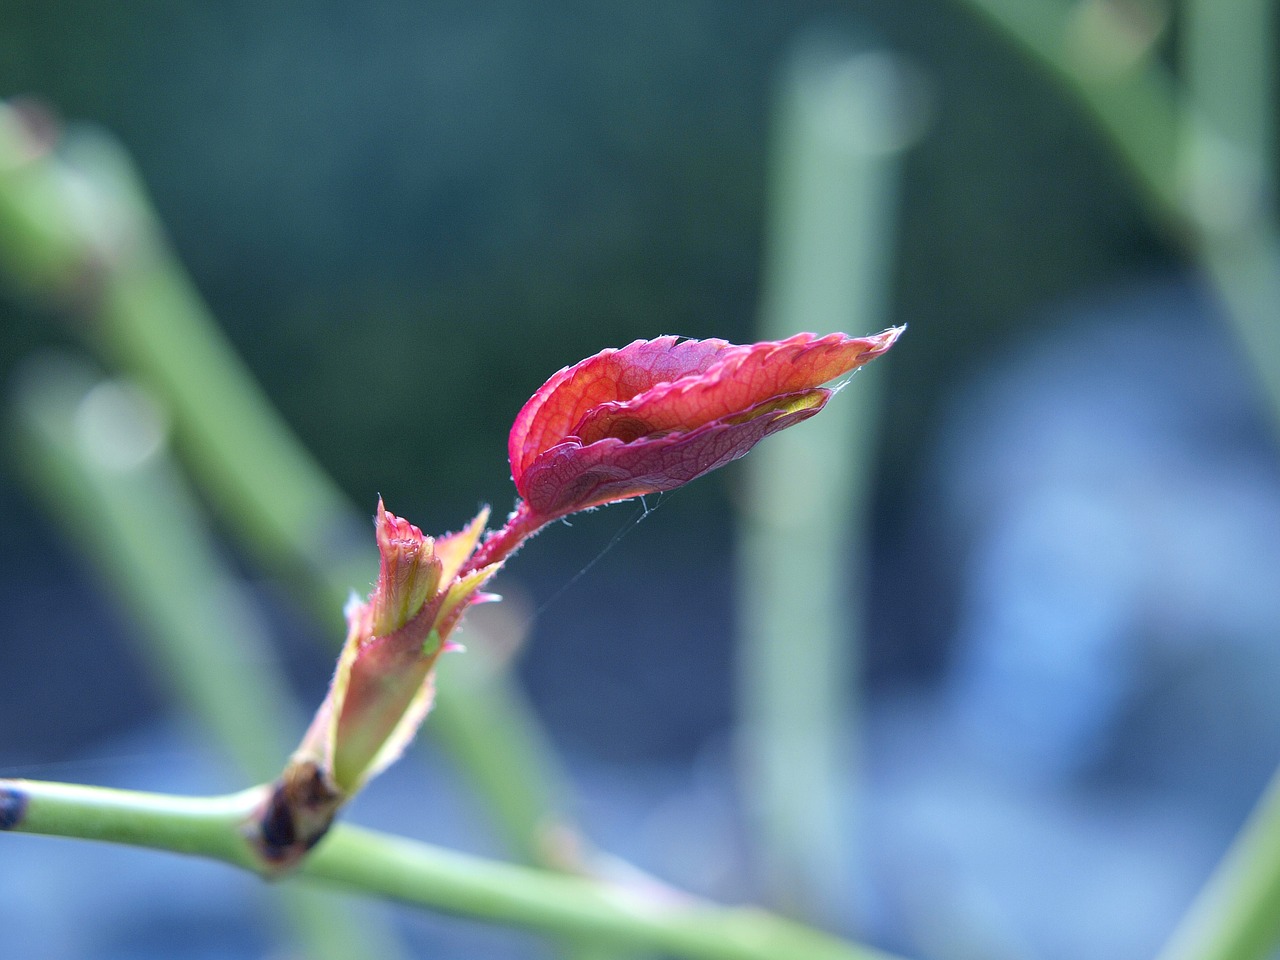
top-left (258, 785), bottom-right (297, 853)
top-left (0, 785), bottom-right (29, 830)
top-left (252, 761), bottom-right (342, 870)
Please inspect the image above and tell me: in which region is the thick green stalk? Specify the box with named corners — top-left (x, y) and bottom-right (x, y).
top-left (2, 781), bottom-right (265, 868)
top-left (0, 102), bottom-right (575, 869)
top-left (0, 778), bottom-right (907, 960)
top-left (311, 827), bottom-right (886, 960)
top-left (737, 35), bottom-right (910, 922)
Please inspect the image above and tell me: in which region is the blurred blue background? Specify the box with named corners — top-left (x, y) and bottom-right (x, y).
top-left (2, 3), bottom-right (1279, 960)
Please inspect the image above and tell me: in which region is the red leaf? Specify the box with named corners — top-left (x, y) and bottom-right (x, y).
top-left (508, 327), bottom-right (902, 521)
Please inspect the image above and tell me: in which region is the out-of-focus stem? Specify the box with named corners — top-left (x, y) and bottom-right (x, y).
top-left (1162, 8), bottom-right (1280, 960)
top-left (8, 356), bottom-right (408, 960)
top-left (1180, 0), bottom-right (1280, 470)
top-left (11, 360), bottom-right (297, 774)
top-left (1178, 0), bottom-right (1280, 477)
top-left (952, 0), bottom-right (1280, 433)
top-left (954, 0), bottom-right (1181, 213)
top-left (1, 777), bottom-right (908, 960)
top-left (1182, 0), bottom-right (1272, 173)
top-left (736, 34), bottom-right (914, 923)
top-left (1154, 766), bottom-right (1280, 960)
top-left (0, 102), bottom-right (578, 871)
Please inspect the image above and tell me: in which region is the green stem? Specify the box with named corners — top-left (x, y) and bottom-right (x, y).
top-left (951, 0), bottom-right (1280, 434)
top-left (310, 828), bottom-right (884, 960)
top-left (951, 0), bottom-right (1181, 213)
top-left (11, 359), bottom-right (300, 777)
top-left (1, 778), bottom-right (907, 960)
top-left (738, 34), bottom-right (909, 922)
top-left (1182, 0), bottom-right (1273, 172)
top-left (1154, 766), bottom-right (1280, 960)
top-left (2, 780), bottom-right (265, 869)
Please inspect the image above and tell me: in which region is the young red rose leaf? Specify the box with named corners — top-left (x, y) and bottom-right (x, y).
top-left (509, 336), bottom-right (732, 484)
top-left (508, 327), bottom-right (902, 522)
top-left (520, 388), bottom-right (828, 518)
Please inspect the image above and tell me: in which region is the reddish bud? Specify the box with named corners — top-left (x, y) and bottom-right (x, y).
top-left (369, 498), bottom-right (441, 637)
top-left (269, 503), bottom-right (498, 867)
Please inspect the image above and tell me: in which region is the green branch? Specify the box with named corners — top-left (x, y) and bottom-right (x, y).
top-left (952, 0), bottom-right (1280, 428)
top-left (2, 780), bottom-right (265, 867)
top-left (0, 777), bottom-right (906, 960)
top-left (738, 34), bottom-right (909, 922)
top-left (951, 0), bottom-right (1181, 212)
top-left (1155, 766), bottom-right (1280, 960)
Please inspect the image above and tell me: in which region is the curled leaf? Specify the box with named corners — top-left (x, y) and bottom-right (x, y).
top-left (508, 328), bottom-right (902, 520)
